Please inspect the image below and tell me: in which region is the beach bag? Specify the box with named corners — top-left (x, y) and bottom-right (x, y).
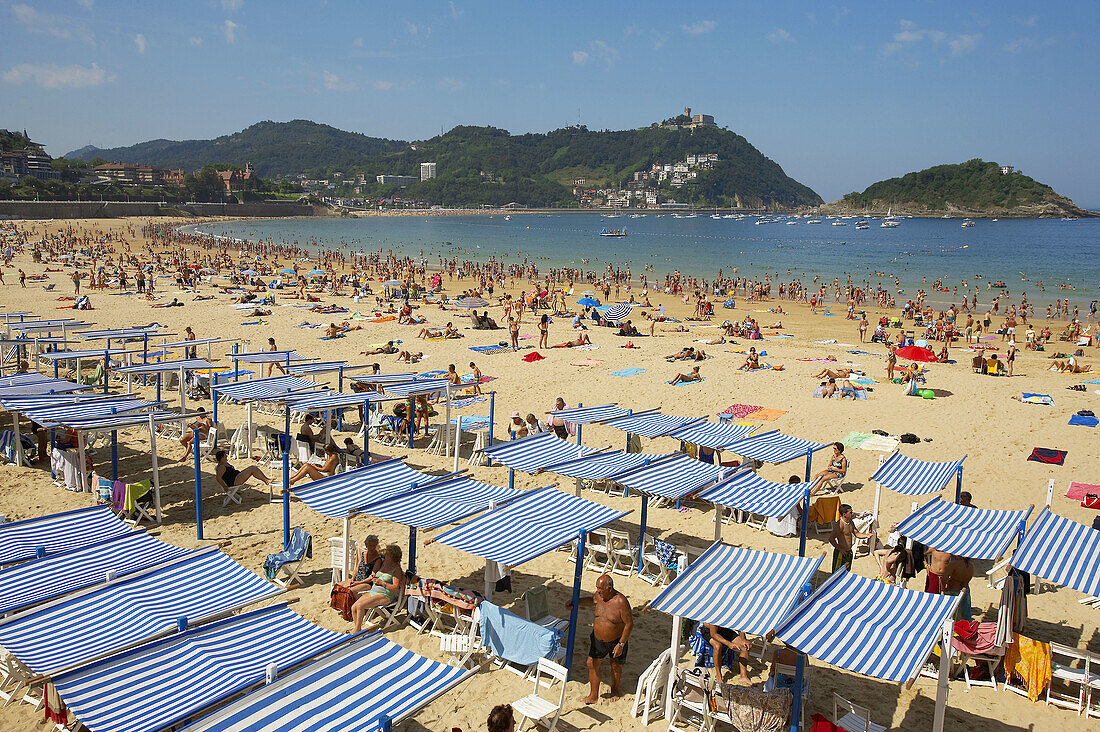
top-left (329, 584), bottom-right (355, 621)
top-left (1083, 494), bottom-right (1100, 509)
top-left (900, 433), bottom-right (920, 444)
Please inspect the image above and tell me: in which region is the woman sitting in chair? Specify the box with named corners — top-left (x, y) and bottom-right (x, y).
top-left (213, 449), bottom-right (271, 494)
top-left (335, 534), bottom-right (383, 597)
top-left (351, 544), bottom-right (405, 632)
top-left (288, 443), bottom-right (340, 485)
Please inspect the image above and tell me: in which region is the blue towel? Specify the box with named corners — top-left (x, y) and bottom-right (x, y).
top-left (848, 350), bottom-right (872, 355)
top-left (610, 367), bottom-right (646, 377)
top-left (1069, 414), bottom-right (1099, 427)
top-left (263, 528), bottom-right (312, 580)
top-left (478, 601), bottom-right (562, 666)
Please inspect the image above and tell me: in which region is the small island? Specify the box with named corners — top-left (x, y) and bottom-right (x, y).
top-left (819, 159), bottom-right (1092, 218)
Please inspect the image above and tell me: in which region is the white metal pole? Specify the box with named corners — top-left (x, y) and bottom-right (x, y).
top-left (872, 454), bottom-right (885, 525)
top-left (11, 412), bottom-right (22, 468)
top-left (148, 414), bottom-right (162, 523)
top-left (1046, 479), bottom-right (1054, 508)
top-left (932, 617), bottom-right (953, 732)
top-left (76, 430), bottom-right (88, 493)
top-left (179, 366), bottom-right (187, 413)
top-left (714, 504), bottom-right (723, 541)
top-left (665, 614), bottom-right (683, 721)
top-left (343, 515), bottom-right (352, 582)
top-left (444, 385), bottom-right (452, 458)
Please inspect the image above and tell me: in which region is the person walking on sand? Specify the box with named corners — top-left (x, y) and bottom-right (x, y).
top-left (858, 313), bottom-right (868, 343)
top-left (567, 574), bottom-right (632, 704)
top-left (886, 342), bottom-right (897, 380)
top-left (508, 316), bottom-right (520, 351)
top-left (538, 313), bottom-right (549, 349)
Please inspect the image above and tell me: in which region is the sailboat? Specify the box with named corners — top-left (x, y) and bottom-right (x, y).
top-left (880, 205), bottom-right (900, 228)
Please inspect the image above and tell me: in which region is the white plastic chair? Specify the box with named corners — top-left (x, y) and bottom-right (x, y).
top-left (511, 658), bottom-right (567, 732)
top-left (295, 439), bottom-right (324, 467)
top-left (834, 692), bottom-right (885, 732)
top-left (440, 606), bottom-right (483, 668)
top-left (524, 585), bottom-right (569, 633)
top-left (364, 581), bottom-right (406, 631)
top-left (1047, 643), bottom-right (1097, 714)
top-left (606, 528), bottom-right (636, 576)
top-left (583, 529), bottom-right (611, 573)
top-left (631, 649), bottom-right (670, 726)
top-left (328, 536), bottom-right (357, 587)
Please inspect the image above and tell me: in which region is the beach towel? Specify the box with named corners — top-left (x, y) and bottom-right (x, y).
top-left (668, 378), bottom-right (705, 385)
top-left (1021, 393), bottom-right (1054, 405)
top-left (861, 435), bottom-right (901, 451)
top-left (1004, 633), bottom-right (1051, 702)
top-left (952, 621), bottom-right (1000, 656)
top-left (1027, 448), bottom-right (1066, 466)
top-left (1069, 414), bottom-right (1099, 427)
top-left (295, 321), bottom-right (325, 329)
top-left (750, 408), bottom-right (787, 422)
top-left (449, 396), bottom-right (486, 409)
top-left (469, 345), bottom-right (510, 355)
top-left (719, 404), bottom-right (764, 419)
top-left (810, 714), bottom-right (844, 732)
top-left (521, 352), bottom-right (544, 362)
top-left (1066, 482), bottom-right (1100, 501)
top-left (841, 432), bottom-right (872, 450)
top-left (847, 350), bottom-right (872, 355)
top-left (611, 367), bottom-right (646, 378)
top-left (813, 339), bottom-right (838, 344)
top-left (571, 343), bottom-right (601, 351)
top-left (241, 320), bottom-right (267, 326)
top-left (570, 359), bottom-right (603, 367)
top-left (771, 334), bottom-right (795, 338)
top-left (850, 378), bottom-right (876, 385)
top-left (263, 529), bottom-right (312, 580)
top-left (478, 601), bottom-right (562, 666)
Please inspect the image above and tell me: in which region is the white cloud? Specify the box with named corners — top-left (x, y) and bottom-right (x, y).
top-left (948, 33), bottom-right (981, 56)
top-left (367, 79), bottom-right (392, 91)
top-left (75, 0), bottom-right (94, 7)
top-left (766, 27), bottom-right (793, 44)
top-left (407, 22), bottom-right (420, 35)
top-left (222, 0), bottom-right (243, 11)
top-left (2, 62), bottom-right (112, 89)
top-left (572, 40), bottom-right (617, 68)
top-left (572, 50), bottom-right (589, 64)
top-left (438, 76), bottom-right (464, 90)
top-left (352, 37), bottom-right (363, 47)
top-left (12, 4), bottom-right (94, 44)
top-left (223, 19), bottom-right (238, 43)
top-left (681, 20), bottom-right (717, 36)
top-left (190, 36), bottom-right (203, 46)
top-left (133, 33), bottom-right (147, 54)
top-left (448, 0), bottom-right (462, 20)
top-left (322, 70), bottom-right (358, 91)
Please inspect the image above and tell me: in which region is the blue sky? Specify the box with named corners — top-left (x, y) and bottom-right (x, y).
top-left (2, 1), bottom-right (1097, 205)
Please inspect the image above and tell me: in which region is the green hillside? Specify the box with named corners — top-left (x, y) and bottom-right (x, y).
top-left (64, 119), bottom-right (822, 209)
top-left (832, 159), bottom-right (1088, 217)
top-left (65, 120), bottom-right (405, 178)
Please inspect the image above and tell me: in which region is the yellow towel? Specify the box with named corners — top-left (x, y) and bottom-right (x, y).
top-left (809, 496), bottom-right (840, 525)
top-left (1003, 633), bottom-right (1051, 702)
top-left (122, 480), bottom-right (152, 512)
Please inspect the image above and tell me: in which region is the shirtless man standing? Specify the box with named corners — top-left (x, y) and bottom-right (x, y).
top-left (924, 547), bottom-right (952, 595)
top-left (567, 574), bottom-right (633, 704)
top-left (829, 504), bottom-right (869, 573)
top-left (942, 554), bottom-right (975, 621)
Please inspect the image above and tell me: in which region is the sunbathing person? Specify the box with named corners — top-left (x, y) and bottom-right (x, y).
top-left (818, 378), bottom-right (838, 398)
top-left (214, 449), bottom-right (271, 494)
top-left (179, 407), bottom-right (212, 458)
top-left (396, 350), bottom-right (424, 363)
top-left (738, 347), bottom-right (760, 370)
top-left (551, 332), bottom-right (592, 348)
top-left (660, 325), bottom-right (689, 333)
top-left (1052, 356), bottom-right (1092, 373)
top-left (248, 307), bottom-right (272, 317)
top-left (669, 366), bottom-right (702, 385)
top-left (814, 367), bottom-right (852, 379)
top-left (360, 341), bottom-right (398, 355)
top-left (417, 326), bottom-right (443, 339)
top-left (152, 297), bottom-right (184, 308)
top-left (350, 544), bottom-right (405, 632)
top-left (287, 444), bottom-right (340, 485)
top-left (233, 293), bottom-right (257, 304)
top-left (666, 347), bottom-right (695, 361)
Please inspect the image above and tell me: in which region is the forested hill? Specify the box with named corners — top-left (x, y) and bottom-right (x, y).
top-left (823, 159), bottom-right (1090, 218)
top-left (65, 120), bottom-right (405, 178)
top-left (64, 119), bottom-right (821, 209)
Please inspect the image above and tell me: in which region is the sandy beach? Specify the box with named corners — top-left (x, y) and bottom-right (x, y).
top-left (0, 216), bottom-right (1097, 732)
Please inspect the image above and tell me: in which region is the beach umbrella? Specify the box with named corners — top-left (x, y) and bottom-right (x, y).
top-left (576, 297), bottom-right (601, 307)
top-left (241, 269), bottom-right (258, 276)
top-left (455, 296), bottom-right (490, 308)
top-left (308, 269), bottom-right (326, 276)
top-left (280, 268), bottom-right (297, 275)
top-left (895, 346), bottom-right (938, 362)
top-left (603, 302), bottom-right (634, 323)
top-left (382, 279), bottom-right (403, 287)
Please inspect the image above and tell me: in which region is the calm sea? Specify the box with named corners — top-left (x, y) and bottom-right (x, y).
top-left (189, 213), bottom-right (1099, 310)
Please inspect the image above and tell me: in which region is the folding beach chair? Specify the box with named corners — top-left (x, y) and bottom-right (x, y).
top-left (523, 585), bottom-right (569, 633)
top-left (117, 480), bottom-right (156, 526)
top-left (511, 658), bottom-right (567, 732)
top-left (264, 527), bottom-right (312, 588)
top-left (631, 649), bottom-right (671, 726)
top-left (606, 528), bottom-right (636, 576)
top-left (440, 606), bottom-right (484, 668)
top-left (328, 536), bottom-right (357, 587)
top-left (639, 534), bottom-right (682, 587)
top-left (583, 529), bottom-right (612, 573)
top-left (364, 579), bottom-right (406, 631)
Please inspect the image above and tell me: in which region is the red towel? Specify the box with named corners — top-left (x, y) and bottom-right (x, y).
top-left (1028, 447), bottom-right (1067, 465)
top-left (1067, 482), bottom-right (1100, 501)
top-left (952, 621), bottom-right (1000, 655)
top-left (521, 352), bottom-right (545, 362)
top-left (718, 403), bottom-right (763, 419)
top-left (811, 714), bottom-right (843, 732)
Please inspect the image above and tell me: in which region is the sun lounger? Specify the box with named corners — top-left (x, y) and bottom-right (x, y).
top-left (263, 527), bottom-right (312, 588)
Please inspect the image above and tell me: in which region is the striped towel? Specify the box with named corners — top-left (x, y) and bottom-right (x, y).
top-left (469, 345), bottom-right (510, 355)
top-left (860, 435), bottom-right (901, 451)
top-left (719, 404), bottom-right (763, 419)
top-left (449, 396), bottom-right (486, 409)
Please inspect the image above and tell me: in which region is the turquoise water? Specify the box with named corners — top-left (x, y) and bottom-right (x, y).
top-left (190, 213), bottom-right (1099, 309)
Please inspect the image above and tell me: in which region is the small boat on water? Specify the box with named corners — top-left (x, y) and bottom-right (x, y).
top-left (831, 219), bottom-right (847, 226)
top-left (855, 222), bottom-right (869, 229)
top-left (599, 227), bottom-right (627, 237)
top-left (961, 219), bottom-right (975, 227)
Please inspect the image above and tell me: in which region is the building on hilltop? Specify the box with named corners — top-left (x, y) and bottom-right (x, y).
top-left (420, 162), bottom-right (437, 181)
top-left (1, 148), bottom-right (59, 181)
top-left (215, 162), bottom-right (255, 193)
top-left (1000, 165), bottom-right (1015, 175)
top-left (376, 174), bottom-right (419, 186)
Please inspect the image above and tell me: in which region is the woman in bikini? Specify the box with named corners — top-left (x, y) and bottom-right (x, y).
top-left (335, 534), bottom-right (383, 597)
top-left (213, 449), bottom-right (271, 495)
top-left (350, 544), bottom-right (405, 632)
top-left (809, 442), bottom-right (848, 495)
top-left (538, 314), bottom-right (549, 349)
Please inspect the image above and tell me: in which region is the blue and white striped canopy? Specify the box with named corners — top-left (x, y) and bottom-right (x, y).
top-left (51, 410), bottom-right (180, 431)
top-left (434, 485), bottom-right (627, 566)
top-left (649, 543), bottom-right (822, 635)
top-left (0, 506), bottom-right (132, 565)
top-left (291, 459), bottom-right (434, 518)
top-left (177, 634), bottom-right (473, 732)
top-left (36, 349), bottom-right (129, 361)
top-left (601, 302), bottom-right (634, 323)
top-left (114, 359), bottom-right (214, 374)
top-left (1011, 508), bottom-right (1100, 597)
top-left (667, 421), bottom-right (756, 450)
top-left (213, 375), bottom-right (320, 402)
top-left (870, 452), bottom-right (967, 496)
top-left (894, 498), bottom-right (1031, 560)
top-left (350, 373), bottom-right (418, 385)
top-left (615, 453), bottom-right (728, 499)
top-left (549, 404), bottom-right (630, 424)
top-left (232, 350), bottom-right (307, 363)
top-left (12, 321), bottom-right (93, 333)
top-left (160, 337), bottom-right (223, 348)
top-left (52, 604), bottom-right (348, 732)
top-left (356, 475), bottom-right (521, 529)
top-left (0, 373), bottom-right (54, 386)
top-left (284, 390), bottom-right (382, 412)
top-left (0, 380), bottom-right (89, 398)
top-left (603, 412), bottom-right (696, 438)
top-left (288, 360), bottom-right (348, 374)
top-left (0, 531), bottom-right (189, 615)
top-left (81, 327), bottom-right (163, 340)
top-left (723, 430), bottom-right (832, 465)
top-left (21, 398), bottom-right (160, 425)
top-left (382, 378), bottom-right (451, 397)
top-left (544, 451), bottom-right (670, 480)
top-left (481, 431), bottom-right (595, 474)
top-left (0, 548), bottom-right (279, 675)
top-left (698, 471), bottom-right (809, 518)
top-left (775, 569), bottom-right (960, 682)
top-left (0, 393), bottom-right (102, 411)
